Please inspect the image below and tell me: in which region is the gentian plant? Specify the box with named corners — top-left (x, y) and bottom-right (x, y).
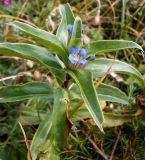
top-left (0, 4), bottom-right (144, 160)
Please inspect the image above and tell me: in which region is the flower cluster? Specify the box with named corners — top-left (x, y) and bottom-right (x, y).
top-left (67, 24), bottom-right (88, 68)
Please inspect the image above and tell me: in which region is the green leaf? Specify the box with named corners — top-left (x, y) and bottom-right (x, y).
top-left (68, 16), bottom-right (82, 48)
top-left (96, 84), bottom-right (129, 104)
top-left (86, 58), bottom-right (144, 86)
top-left (10, 21), bottom-right (67, 59)
top-left (56, 5), bottom-right (68, 47)
top-left (68, 69), bottom-right (104, 132)
top-left (56, 3), bottom-right (75, 47)
top-left (72, 109), bottom-right (133, 127)
top-left (0, 42), bottom-right (65, 83)
top-left (71, 17), bottom-right (82, 40)
top-left (69, 104), bottom-right (134, 127)
top-left (68, 83), bottom-right (129, 104)
top-left (0, 82), bottom-right (53, 102)
top-left (68, 83), bottom-right (129, 121)
top-left (62, 3), bottom-right (75, 24)
top-left (30, 88), bottom-right (71, 160)
top-left (85, 40), bottom-right (144, 55)
top-left (56, 3), bottom-right (75, 48)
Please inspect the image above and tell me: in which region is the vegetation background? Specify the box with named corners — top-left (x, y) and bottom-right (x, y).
top-left (0, 0), bottom-right (145, 159)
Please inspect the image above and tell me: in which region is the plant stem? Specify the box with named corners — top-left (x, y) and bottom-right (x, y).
top-left (108, 128), bottom-right (121, 160)
top-left (81, 129), bottom-right (108, 160)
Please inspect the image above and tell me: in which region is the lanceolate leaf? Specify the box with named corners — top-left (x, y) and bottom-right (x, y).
top-left (10, 21), bottom-right (67, 59)
top-left (71, 17), bottom-right (82, 40)
top-left (86, 58), bottom-right (144, 86)
top-left (0, 43), bottom-right (65, 83)
top-left (62, 3), bottom-right (75, 24)
top-left (56, 5), bottom-right (68, 47)
top-left (56, 3), bottom-right (75, 47)
top-left (0, 43), bottom-right (60, 68)
top-left (68, 69), bottom-right (104, 132)
top-left (0, 82), bottom-right (53, 102)
top-left (68, 83), bottom-right (129, 104)
top-left (71, 107), bottom-right (132, 127)
top-left (85, 40), bottom-right (144, 55)
top-left (30, 88), bottom-right (71, 160)
top-left (56, 3), bottom-right (75, 48)
top-left (96, 84), bottom-right (129, 104)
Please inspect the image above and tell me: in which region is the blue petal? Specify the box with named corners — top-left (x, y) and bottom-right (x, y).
top-left (67, 24), bottom-right (73, 34)
top-left (79, 59), bottom-right (87, 65)
top-left (79, 48), bottom-right (87, 57)
top-left (69, 46), bottom-right (78, 55)
top-left (68, 54), bottom-right (77, 64)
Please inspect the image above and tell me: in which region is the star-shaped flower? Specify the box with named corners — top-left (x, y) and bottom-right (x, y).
top-left (68, 46), bottom-right (88, 68)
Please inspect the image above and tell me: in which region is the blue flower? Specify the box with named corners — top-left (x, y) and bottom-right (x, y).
top-left (68, 46), bottom-right (88, 68)
top-left (67, 24), bottom-right (73, 34)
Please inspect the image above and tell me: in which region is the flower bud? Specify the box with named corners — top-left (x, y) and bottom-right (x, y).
top-left (67, 24), bottom-right (73, 35)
